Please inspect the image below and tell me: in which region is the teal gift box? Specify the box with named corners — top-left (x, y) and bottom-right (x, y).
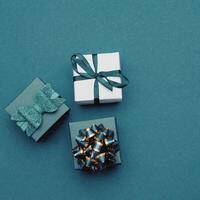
top-left (69, 117), bottom-right (121, 170)
top-left (5, 78), bottom-right (70, 142)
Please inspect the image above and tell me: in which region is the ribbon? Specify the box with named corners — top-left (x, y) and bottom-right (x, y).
top-left (73, 124), bottom-right (119, 172)
top-left (71, 53), bottom-right (129, 103)
top-left (11, 84), bottom-right (65, 136)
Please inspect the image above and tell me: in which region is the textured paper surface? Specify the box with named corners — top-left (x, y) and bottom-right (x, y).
top-left (5, 78), bottom-right (69, 141)
top-left (73, 52), bottom-right (122, 104)
top-left (69, 117), bottom-right (121, 169)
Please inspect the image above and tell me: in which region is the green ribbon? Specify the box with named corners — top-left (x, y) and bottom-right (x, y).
top-left (11, 84), bottom-right (65, 137)
top-left (71, 53), bottom-right (129, 103)
top-left (73, 124), bottom-right (119, 172)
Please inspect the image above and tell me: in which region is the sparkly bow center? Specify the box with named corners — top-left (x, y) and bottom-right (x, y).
top-left (73, 124), bottom-right (119, 172)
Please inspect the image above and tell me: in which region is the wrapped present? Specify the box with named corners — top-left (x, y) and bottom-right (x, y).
top-left (69, 117), bottom-right (121, 172)
top-left (71, 52), bottom-right (129, 104)
top-left (5, 78), bottom-right (70, 142)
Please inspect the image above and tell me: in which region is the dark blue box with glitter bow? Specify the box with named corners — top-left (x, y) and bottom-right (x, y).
top-left (69, 117), bottom-right (121, 171)
top-left (5, 78), bottom-right (70, 142)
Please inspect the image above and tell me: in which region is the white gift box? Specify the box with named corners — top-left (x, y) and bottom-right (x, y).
top-left (73, 52), bottom-right (123, 104)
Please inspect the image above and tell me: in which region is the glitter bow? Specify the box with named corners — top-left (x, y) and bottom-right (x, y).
top-left (11, 84), bottom-right (65, 136)
top-left (73, 124), bottom-right (119, 172)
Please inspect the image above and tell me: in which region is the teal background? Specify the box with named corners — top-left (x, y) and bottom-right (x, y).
top-left (0, 0), bottom-right (200, 199)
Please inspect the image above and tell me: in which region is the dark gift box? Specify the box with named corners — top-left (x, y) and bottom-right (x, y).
top-left (5, 78), bottom-right (70, 141)
top-left (69, 117), bottom-right (121, 170)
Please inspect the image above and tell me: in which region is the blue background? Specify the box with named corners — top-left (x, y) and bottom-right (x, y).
top-left (0, 0), bottom-right (200, 199)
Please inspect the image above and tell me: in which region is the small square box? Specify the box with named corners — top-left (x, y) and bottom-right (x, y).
top-left (5, 77), bottom-right (70, 141)
top-left (69, 117), bottom-right (121, 170)
top-left (73, 52), bottom-right (124, 104)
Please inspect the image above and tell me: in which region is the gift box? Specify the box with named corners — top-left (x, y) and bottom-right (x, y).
top-left (5, 77), bottom-right (70, 142)
top-left (72, 52), bottom-right (128, 104)
top-left (69, 117), bottom-right (121, 171)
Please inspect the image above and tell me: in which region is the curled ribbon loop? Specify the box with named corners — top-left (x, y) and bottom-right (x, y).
top-left (73, 124), bottom-right (119, 172)
top-left (71, 53), bottom-right (129, 103)
top-left (11, 84), bottom-right (65, 136)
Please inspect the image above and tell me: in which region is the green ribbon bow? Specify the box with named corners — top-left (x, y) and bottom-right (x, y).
top-left (73, 124), bottom-right (119, 172)
top-left (11, 84), bottom-right (65, 137)
top-left (71, 53), bottom-right (129, 103)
